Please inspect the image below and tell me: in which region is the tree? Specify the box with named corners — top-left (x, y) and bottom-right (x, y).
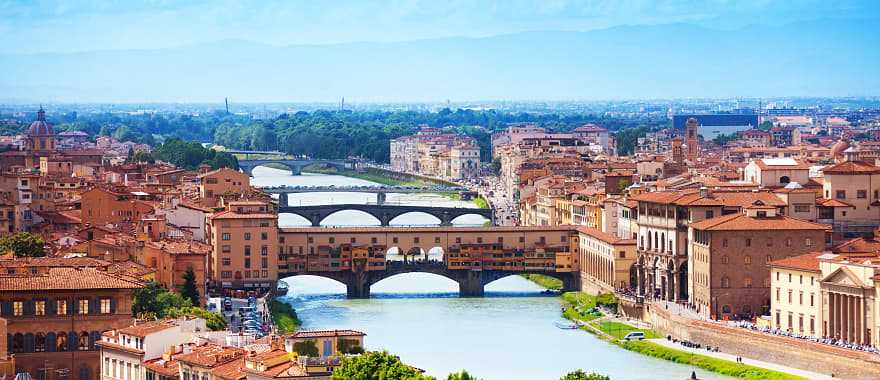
top-left (446, 370), bottom-right (478, 380)
top-left (332, 351), bottom-right (433, 380)
top-left (758, 120), bottom-right (773, 131)
top-left (560, 370), bottom-right (610, 380)
top-left (0, 232), bottom-right (46, 257)
top-left (180, 267), bottom-right (200, 306)
top-left (292, 340), bottom-right (319, 357)
top-left (132, 150), bottom-right (155, 163)
top-left (132, 281), bottom-right (192, 317)
top-left (337, 339), bottom-right (364, 355)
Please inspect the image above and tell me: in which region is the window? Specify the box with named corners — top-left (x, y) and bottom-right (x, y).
top-left (857, 190), bottom-right (867, 199)
top-left (799, 291), bottom-right (803, 305)
top-left (766, 238), bottom-right (773, 247)
top-left (744, 277), bottom-right (752, 288)
top-left (805, 238), bottom-right (812, 247)
top-left (794, 204), bottom-right (811, 213)
top-left (788, 290), bottom-right (792, 304)
top-left (721, 255), bottom-right (729, 264)
top-left (721, 276), bottom-right (730, 288)
top-left (244, 246), bottom-right (251, 256)
top-left (57, 300), bottom-right (67, 315)
top-left (222, 245), bottom-right (231, 253)
top-left (244, 232), bottom-right (251, 240)
top-left (222, 258), bottom-right (231, 266)
top-left (722, 238), bottom-right (728, 247)
top-left (836, 190), bottom-right (846, 199)
top-left (244, 258), bottom-right (251, 269)
top-left (261, 246), bottom-right (268, 255)
top-left (810, 293), bottom-right (815, 306)
top-left (744, 255), bottom-right (752, 265)
top-left (221, 233), bottom-right (231, 241)
top-left (745, 238), bottom-right (751, 247)
top-left (79, 299), bottom-right (89, 314)
top-left (413, 237), bottom-right (420, 243)
top-left (785, 238), bottom-right (792, 247)
top-left (261, 232), bottom-right (268, 240)
top-left (13, 301), bottom-right (23, 316)
top-left (79, 332), bottom-right (89, 350)
top-left (705, 210), bottom-right (714, 219)
top-left (35, 300), bottom-right (45, 316)
top-left (101, 298), bottom-right (111, 314)
top-left (261, 257), bottom-right (268, 268)
top-left (776, 287), bottom-right (780, 301)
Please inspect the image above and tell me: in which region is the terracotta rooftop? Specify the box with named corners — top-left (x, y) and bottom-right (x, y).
top-left (279, 226), bottom-right (577, 234)
top-left (689, 213), bottom-right (830, 231)
top-left (816, 198), bottom-right (854, 208)
top-left (176, 344), bottom-right (246, 367)
top-left (210, 211), bottom-right (277, 220)
top-left (286, 329), bottom-right (366, 339)
top-left (147, 239), bottom-right (211, 255)
top-left (0, 267), bottom-right (143, 291)
top-left (117, 319), bottom-right (179, 338)
top-left (822, 161), bottom-right (880, 175)
top-left (769, 252), bottom-right (823, 272)
top-left (0, 256), bottom-right (108, 268)
top-left (210, 357), bottom-right (247, 380)
top-left (576, 226), bottom-right (635, 245)
top-left (144, 358), bottom-right (181, 378)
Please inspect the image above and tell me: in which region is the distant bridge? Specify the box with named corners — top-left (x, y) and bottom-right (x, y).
top-left (281, 261), bottom-right (575, 298)
top-left (277, 203), bottom-right (493, 226)
top-left (261, 186), bottom-right (477, 205)
top-left (238, 158), bottom-right (356, 176)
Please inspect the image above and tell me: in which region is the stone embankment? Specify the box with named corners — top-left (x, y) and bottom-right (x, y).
top-left (622, 300), bottom-right (880, 379)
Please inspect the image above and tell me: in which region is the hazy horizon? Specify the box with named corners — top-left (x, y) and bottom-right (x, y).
top-left (2, 1), bottom-right (878, 103)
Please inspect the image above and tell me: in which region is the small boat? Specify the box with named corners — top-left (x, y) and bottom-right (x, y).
top-left (555, 322), bottom-right (578, 330)
top-left (276, 281), bottom-right (289, 296)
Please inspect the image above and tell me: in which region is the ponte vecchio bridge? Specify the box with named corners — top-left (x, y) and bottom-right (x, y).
top-left (274, 226), bottom-right (579, 297)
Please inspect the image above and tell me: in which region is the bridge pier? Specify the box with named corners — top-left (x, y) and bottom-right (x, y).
top-left (377, 193), bottom-right (386, 205)
top-left (278, 193), bottom-right (289, 208)
top-left (290, 165), bottom-right (302, 175)
top-left (459, 271), bottom-right (485, 297)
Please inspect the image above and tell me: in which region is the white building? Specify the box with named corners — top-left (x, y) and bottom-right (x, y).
top-left (99, 318), bottom-right (207, 380)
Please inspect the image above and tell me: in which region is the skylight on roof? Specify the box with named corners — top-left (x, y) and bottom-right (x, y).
top-left (762, 158), bottom-right (798, 166)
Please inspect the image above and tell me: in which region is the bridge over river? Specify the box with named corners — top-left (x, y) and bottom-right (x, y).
top-left (261, 185), bottom-right (478, 205)
top-left (278, 203), bottom-right (493, 226)
top-left (238, 158), bottom-right (356, 176)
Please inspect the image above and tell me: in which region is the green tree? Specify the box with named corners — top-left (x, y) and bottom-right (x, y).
top-left (758, 120), bottom-right (773, 131)
top-left (179, 267), bottom-right (200, 306)
top-left (337, 339), bottom-right (364, 355)
top-left (164, 306), bottom-right (227, 331)
top-left (332, 351), bottom-right (433, 380)
top-left (132, 150), bottom-right (155, 163)
top-left (292, 340), bottom-right (319, 357)
top-left (132, 281), bottom-right (192, 317)
top-left (446, 370), bottom-right (478, 380)
top-left (0, 232), bottom-right (46, 257)
top-left (560, 370), bottom-right (610, 380)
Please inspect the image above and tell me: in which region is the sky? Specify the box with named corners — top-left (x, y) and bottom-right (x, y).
top-left (1, 0), bottom-right (877, 54)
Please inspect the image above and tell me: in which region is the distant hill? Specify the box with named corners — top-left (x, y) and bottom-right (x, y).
top-left (1, 19), bottom-right (876, 103)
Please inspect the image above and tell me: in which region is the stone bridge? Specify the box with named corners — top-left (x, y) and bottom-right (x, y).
top-left (238, 158), bottom-right (356, 176)
top-left (280, 261), bottom-right (575, 298)
top-left (277, 203), bottom-right (494, 226)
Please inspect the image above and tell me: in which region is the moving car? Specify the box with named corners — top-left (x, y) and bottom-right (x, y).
top-left (623, 332), bottom-right (645, 341)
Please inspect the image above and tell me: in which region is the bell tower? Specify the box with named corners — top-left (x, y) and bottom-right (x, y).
top-left (685, 117), bottom-right (699, 161)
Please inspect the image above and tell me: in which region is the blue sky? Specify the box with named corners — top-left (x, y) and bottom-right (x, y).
top-left (1, 0), bottom-right (877, 54)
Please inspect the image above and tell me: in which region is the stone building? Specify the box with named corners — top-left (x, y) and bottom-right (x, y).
top-left (389, 126), bottom-right (480, 180)
top-left (688, 203), bottom-right (828, 319)
top-left (0, 263), bottom-right (142, 380)
top-left (206, 201), bottom-right (279, 294)
top-left (574, 226), bottom-right (636, 293)
top-left (198, 169), bottom-right (251, 208)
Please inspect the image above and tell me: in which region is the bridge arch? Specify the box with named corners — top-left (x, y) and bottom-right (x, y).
top-left (388, 212), bottom-right (442, 226)
top-left (449, 213), bottom-right (491, 226)
top-left (276, 274), bottom-right (348, 295)
top-left (244, 161), bottom-right (302, 176)
top-left (368, 272), bottom-right (460, 295)
top-left (318, 209), bottom-right (381, 227)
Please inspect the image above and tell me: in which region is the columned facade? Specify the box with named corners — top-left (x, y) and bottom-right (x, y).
top-left (822, 285), bottom-right (873, 345)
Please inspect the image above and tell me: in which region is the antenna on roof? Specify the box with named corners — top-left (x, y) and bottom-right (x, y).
top-left (225, 98), bottom-right (229, 114)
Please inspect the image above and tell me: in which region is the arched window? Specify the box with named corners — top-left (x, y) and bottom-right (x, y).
top-left (744, 255), bottom-right (752, 265)
top-left (779, 176), bottom-right (790, 184)
top-left (721, 276), bottom-right (730, 288)
top-left (57, 331), bottom-right (68, 352)
top-left (744, 277), bottom-right (753, 288)
top-left (79, 331), bottom-right (89, 350)
top-left (12, 333), bottom-right (24, 353)
top-left (79, 366), bottom-right (91, 380)
top-left (35, 333), bottom-right (46, 352)
top-left (721, 255), bottom-right (729, 264)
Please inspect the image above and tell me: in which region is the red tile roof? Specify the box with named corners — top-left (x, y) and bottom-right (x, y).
top-left (286, 329), bottom-right (366, 339)
top-left (769, 252), bottom-right (823, 272)
top-left (822, 161), bottom-right (880, 175)
top-left (689, 213), bottom-right (830, 231)
top-left (0, 267), bottom-right (143, 291)
top-left (576, 226), bottom-right (635, 245)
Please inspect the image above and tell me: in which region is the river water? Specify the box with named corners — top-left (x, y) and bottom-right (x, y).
top-left (255, 167), bottom-right (726, 380)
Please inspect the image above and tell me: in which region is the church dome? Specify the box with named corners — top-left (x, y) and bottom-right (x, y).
top-left (27, 107), bottom-right (54, 137)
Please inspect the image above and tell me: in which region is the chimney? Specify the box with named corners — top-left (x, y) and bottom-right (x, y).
top-left (699, 186), bottom-right (711, 198)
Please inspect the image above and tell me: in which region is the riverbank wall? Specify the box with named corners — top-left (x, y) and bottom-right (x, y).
top-left (621, 299), bottom-right (880, 379)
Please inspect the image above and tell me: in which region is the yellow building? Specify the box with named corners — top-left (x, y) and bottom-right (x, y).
top-left (574, 226), bottom-right (636, 294)
top-left (769, 252), bottom-right (823, 336)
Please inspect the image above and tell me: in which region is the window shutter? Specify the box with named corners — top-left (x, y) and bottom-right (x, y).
top-left (109, 298), bottom-right (116, 314)
top-left (24, 333), bottom-right (34, 352)
top-left (68, 331), bottom-right (77, 351)
top-left (0, 301), bottom-right (10, 316)
top-left (47, 299), bottom-right (56, 315)
top-left (46, 332), bottom-right (56, 352)
top-left (72, 299), bottom-right (79, 315)
top-left (24, 300), bottom-right (34, 316)
top-left (6, 334), bottom-right (11, 353)
top-left (89, 332), bottom-right (97, 351)
top-left (90, 298), bottom-right (99, 315)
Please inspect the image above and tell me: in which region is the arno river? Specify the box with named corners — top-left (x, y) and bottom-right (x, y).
top-left (254, 167), bottom-right (727, 379)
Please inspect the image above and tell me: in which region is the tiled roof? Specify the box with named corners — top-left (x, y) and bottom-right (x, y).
top-left (822, 161), bottom-right (880, 175)
top-left (210, 211), bottom-right (277, 220)
top-left (287, 329), bottom-right (366, 339)
top-left (117, 319), bottom-right (178, 337)
top-left (832, 237), bottom-right (880, 254)
top-left (176, 345), bottom-right (246, 367)
top-left (279, 226), bottom-right (576, 233)
top-left (144, 358), bottom-right (181, 378)
top-left (769, 252), bottom-right (823, 272)
top-left (576, 226), bottom-right (634, 245)
top-left (816, 198), bottom-right (854, 208)
top-left (689, 213), bottom-right (830, 231)
top-left (0, 256), bottom-right (108, 268)
top-left (210, 357), bottom-right (246, 380)
top-left (0, 267), bottom-right (143, 291)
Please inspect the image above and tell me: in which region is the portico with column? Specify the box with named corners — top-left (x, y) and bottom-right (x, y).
top-left (821, 272), bottom-right (874, 345)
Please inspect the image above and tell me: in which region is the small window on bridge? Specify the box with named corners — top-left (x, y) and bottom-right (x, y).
top-left (519, 237), bottom-right (525, 243)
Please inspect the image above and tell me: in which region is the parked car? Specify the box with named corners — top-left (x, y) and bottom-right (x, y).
top-left (623, 332), bottom-right (645, 341)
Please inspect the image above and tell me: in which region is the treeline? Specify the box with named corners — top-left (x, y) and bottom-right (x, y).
top-left (213, 109), bottom-right (669, 162)
top-left (153, 138), bottom-right (238, 170)
top-left (49, 110), bottom-right (252, 145)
